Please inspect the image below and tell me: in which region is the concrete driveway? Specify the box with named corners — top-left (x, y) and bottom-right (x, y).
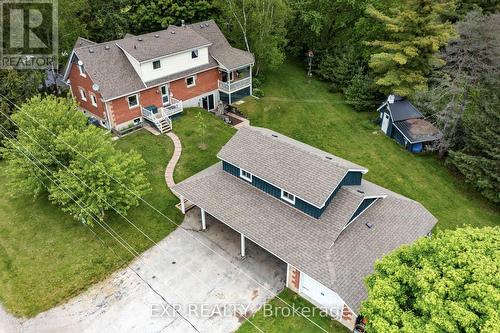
top-left (1, 209), bottom-right (286, 333)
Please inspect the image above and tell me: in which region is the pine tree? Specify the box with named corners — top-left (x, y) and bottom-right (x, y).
top-left (366, 0), bottom-right (456, 97)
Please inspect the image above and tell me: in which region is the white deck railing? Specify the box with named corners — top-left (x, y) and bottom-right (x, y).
top-left (218, 77), bottom-right (251, 93)
top-left (141, 98), bottom-right (183, 123)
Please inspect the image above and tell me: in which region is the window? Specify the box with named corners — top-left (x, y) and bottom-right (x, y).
top-left (152, 60), bottom-right (161, 69)
top-left (281, 190), bottom-right (296, 205)
top-left (127, 94), bottom-right (139, 108)
top-left (90, 94), bottom-right (97, 107)
top-left (191, 50), bottom-right (199, 59)
top-left (240, 169), bottom-right (252, 182)
top-left (186, 76), bottom-right (196, 87)
top-left (133, 118), bottom-right (141, 125)
top-left (79, 87), bottom-right (87, 101)
top-left (78, 63), bottom-right (86, 77)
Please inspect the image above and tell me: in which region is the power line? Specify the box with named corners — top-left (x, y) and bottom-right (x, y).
top-left (0, 93), bottom-right (329, 333)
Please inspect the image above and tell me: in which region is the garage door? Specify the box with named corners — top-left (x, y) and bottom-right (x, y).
top-left (300, 273), bottom-right (344, 316)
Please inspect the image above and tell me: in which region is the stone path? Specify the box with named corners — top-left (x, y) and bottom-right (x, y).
top-left (165, 132), bottom-right (182, 190)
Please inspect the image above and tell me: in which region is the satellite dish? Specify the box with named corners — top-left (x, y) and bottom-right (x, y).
top-left (92, 83), bottom-right (100, 91)
top-left (77, 60), bottom-right (83, 66)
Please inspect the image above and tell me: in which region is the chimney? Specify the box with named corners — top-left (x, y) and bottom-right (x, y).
top-left (181, 19), bottom-right (185, 27)
top-left (388, 94), bottom-right (395, 104)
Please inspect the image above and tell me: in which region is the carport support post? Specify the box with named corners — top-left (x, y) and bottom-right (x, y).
top-left (240, 234), bottom-right (246, 257)
top-left (180, 196), bottom-right (185, 214)
top-left (201, 208), bottom-right (207, 230)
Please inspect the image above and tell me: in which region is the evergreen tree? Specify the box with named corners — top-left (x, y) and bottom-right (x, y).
top-left (366, 0), bottom-right (456, 97)
top-left (344, 69), bottom-right (381, 112)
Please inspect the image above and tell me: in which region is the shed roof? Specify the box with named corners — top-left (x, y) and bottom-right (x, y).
top-left (394, 118), bottom-right (442, 143)
top-left (217, 126), bottom-right (368, 208)
top-left (173, 163), bottom-right (437, 312)
top-left (384, 98), bottom-right (423, 122)
top-left (188, 20), bottom-right (254, 70)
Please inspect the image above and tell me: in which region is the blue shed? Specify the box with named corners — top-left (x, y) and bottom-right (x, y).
top-left (377, 95), bottom-right (442, 153)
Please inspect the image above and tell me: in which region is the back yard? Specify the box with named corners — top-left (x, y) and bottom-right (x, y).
top-left (238, 60), bottom-right (499, 231)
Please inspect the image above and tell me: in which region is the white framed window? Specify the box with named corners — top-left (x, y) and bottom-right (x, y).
top-left (79, 87), bottom-right (87, 101)
top-left (90, 94), bottom-right (97, 107)
top-left (152, 60), bottom-right (161, 70)
top-left (191, 50), bottom-right (199, 59)
top-left (133, 117), bottom-right (142, 125)
top-left (186, 76), bottom-right (196, 87)
top-left (281, 190), bottom-right (296, 205)
top-left (127, 94), bottom-right (139, 109)
top-left (240, 169), bottom-right (252, 182)
top-left (78, 63), bottom-right (86, 77)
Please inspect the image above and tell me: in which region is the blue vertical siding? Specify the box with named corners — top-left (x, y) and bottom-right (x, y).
top-left (349, 198), bottom-right (377, 222)
top-left (222, 161), bottom-right (364, 219)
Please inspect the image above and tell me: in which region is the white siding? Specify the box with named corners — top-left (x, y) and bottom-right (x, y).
top-left (140, 47), bottom-right (209, 83)
top-left (123, 50), bottom-right (143, 78)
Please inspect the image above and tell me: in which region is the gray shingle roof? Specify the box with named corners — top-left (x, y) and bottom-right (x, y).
top-left (188, 20), bottom-right (254, 70)
top-left (386, 98), bottom-right (423, 122)
top-left (172, 163), bottom-right (437, 312)
top-left (74, 42), bottom-right (145, 101)
top-left (116, 25), bottom-right (211, 62)
top-left (217, 126), bottom-right (368, 208)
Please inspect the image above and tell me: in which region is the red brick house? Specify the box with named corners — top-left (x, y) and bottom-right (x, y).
top-left (63, 20), bottom-right (254, 133)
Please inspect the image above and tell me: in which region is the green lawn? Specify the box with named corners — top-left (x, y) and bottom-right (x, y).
top-left (238, 289), bottom-right (349, 333)
top-left (236, 60), bottom-right (498, 333)
top-left (0, 108), bottom-right (232, 317)
top-left (238, 60), bottom-right (499, 231)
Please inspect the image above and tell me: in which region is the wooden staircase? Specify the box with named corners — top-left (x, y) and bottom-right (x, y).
top-left (156, 118), bottom-right (172, 133)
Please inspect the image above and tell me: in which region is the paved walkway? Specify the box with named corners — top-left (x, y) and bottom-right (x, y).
top-left (165, 132), bottom-right (182, 190)
top-left (0, 210), bottom-right (285, 333)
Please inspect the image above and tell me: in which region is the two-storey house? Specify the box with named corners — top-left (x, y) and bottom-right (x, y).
top-left (173, 126), bottom-right (437, 330)
top-left (63, 20), bottom-right (254, 134)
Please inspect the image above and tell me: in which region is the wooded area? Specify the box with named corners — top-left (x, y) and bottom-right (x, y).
top-left (1, 0), bottom-right (498, 203)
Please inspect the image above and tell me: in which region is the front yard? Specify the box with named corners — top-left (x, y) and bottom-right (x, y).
top-left (0, 108), bottom-right (234, 317)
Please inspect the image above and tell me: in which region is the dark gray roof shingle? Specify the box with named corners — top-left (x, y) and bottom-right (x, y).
top-left (217, 126), bottom-right (368, 207)
top-left (74, 42), bottom-right (145, 101)
top-left (116, 25), bottom-right (211, 62)
top-left (188, 20), bottom-right (254, 70)
top-left (394, 118), bottom-right (442, 143)
top-left (172, 163), bottom-right (437, 312)
top-left (386, 98), bottom-right (423, 122)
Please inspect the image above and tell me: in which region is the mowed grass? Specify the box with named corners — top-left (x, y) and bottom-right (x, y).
top-left (238, 289), bottom-right (349, 333)
top-left (0, 109), bottom-right (232, 317)
top-left (238, 60), bottom-right (499, 231)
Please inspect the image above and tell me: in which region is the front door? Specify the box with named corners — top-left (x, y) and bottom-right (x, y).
top-left (160, 85), bottom-right (169, 105)
top-left (381, 112), bottom-right (390, 134)
top-left (202, 94), bottom-right (215, 111)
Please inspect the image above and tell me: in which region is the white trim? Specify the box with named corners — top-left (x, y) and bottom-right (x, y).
top-left (201, 208), bottom-right (207, 230)
top-left (343, 198), bottom-right (381, 230)
top-left (136, 44), bottom-right (212, 64)
top-left (90, 93), bottom-right (98, 107)
top-left (79, 87), bottom-right (87, 101)
top-left (240, 234), bottom-right (246, 257)
top-left (62, 51), bottom-right (76, 81)
top-left (127, 94), bottom-right (139, 109)
top-left (78, 63), bottom-right (86, 77)
top-left (376, 101), bottom-right (387, 112)
top-left (218, 158), bottom-right (367, 209)
top-left (286, 263), bottom-right (290, 288)
top-left (180, 195), bottom-right (186, 214)
top-left (239, 168), bottom-right (253, 182)
top-left (281, 190), bottom-right (296, 205)
top-left (186, 75), bottom-right (196, 87)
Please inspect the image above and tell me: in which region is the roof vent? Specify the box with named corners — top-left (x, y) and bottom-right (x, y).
top-left (89, 48), bottom-right (95, 53)
top-left (171, 30), bottom-right (176, 34)
top-left (134, 45), bottom-right (137, 49)
top-left (388, 94), bottom-right (395, 104)
top-left (138, 37), bottom-right (143, 41)
top-left (200, 24), bottom-right (204, 28)
top-left (365, 222), bottom-right (373, 229)
top-left (181, 19), bottom-right (185, 27)
top-left (325, 156), bottom-right (333, 160)
top-left (154, 34), bottom-right (159, 38)
top-left (104, 45), bottom-right (110, 50)
top-left (271, 134), bottom-right (278, 138)
top-left (357, 190), bottom-right (365, 194)
top-left (205, 23), bottom-right (209, 27)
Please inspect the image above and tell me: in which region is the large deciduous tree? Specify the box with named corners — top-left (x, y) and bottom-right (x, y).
top-left (366, 0), bottom-right (456, 97)
top-left (217, 0), bottom-right (290, 76)
top-left (362, 226), bottom-right (500, 333)
top-left (0, 96), bottom-right (150, 224)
